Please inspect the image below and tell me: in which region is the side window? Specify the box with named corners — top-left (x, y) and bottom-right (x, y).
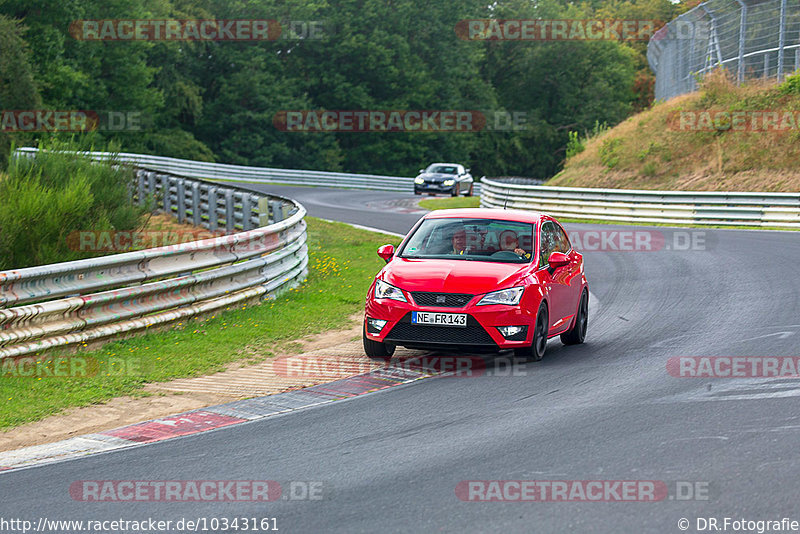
top-left (539, 222), bottom-right (557, 267)
top-left (554, 223), bottom-right (571, 253)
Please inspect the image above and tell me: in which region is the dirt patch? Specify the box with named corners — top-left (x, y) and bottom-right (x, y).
top-left (0, 315), bottom-right (390, 453)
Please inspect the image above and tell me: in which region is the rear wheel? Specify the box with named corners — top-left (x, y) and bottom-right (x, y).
top-left (561, 289), bottom-right (588, 345)
top-left (363, 330), bottom-right (395, 360)
top-left (515, 302), bottom-right (548, 362)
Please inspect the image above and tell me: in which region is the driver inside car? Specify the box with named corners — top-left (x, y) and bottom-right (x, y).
top-left (499, 230), bottom-right (531, 259)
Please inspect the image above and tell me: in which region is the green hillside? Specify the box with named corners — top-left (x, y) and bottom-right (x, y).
top-left (548, 71), bottom-right (800, 192)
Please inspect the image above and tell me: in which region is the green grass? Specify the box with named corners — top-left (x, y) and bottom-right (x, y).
top-left (417, 197), bottom-right (480, 210)
top-left (0, 217), bottom-right (398, 429)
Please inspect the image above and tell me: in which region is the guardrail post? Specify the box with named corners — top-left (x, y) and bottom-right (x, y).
top-left (242, 194), bottom-right (252, 231)
top-left (137, 171), bottom-right (146, 206)
top-left (270, 200), bottom-right (284, 223)
top-left (225, 190), bottom-right (235, 233)
top-left (191, 183), bottom-right (201, 227)
top-left (163, 175), bottom-right (172, 216)
top-left (258, 198), bottom-right (270, 227)
top-left (176, 179), bottom-right (186, 224)
top-left (208, 187), bottom-right (218, 232)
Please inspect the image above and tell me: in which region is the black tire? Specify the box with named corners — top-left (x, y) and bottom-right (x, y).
top-left (363, 330), bottom-right (395, 360)
top-left (561, 289), bottom-right (588, 345)
top-left (451, 185), bottom-right (458, 197)
top-left (515, 302), bottom-right (548, 362)
top-left (414, 190), bottom-right (421, 195)
top-left (465, 183), bottom-right (474, 197)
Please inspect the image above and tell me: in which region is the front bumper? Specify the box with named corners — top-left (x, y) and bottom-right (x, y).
top-left (414, 183), bottom-right (455, 194)
top-left (364, 295), bottom-right (536, 350)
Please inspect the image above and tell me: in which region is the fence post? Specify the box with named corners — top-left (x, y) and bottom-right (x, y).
top-left (225, 190), bottom-right (234, 233)
top-left (270, 200), bottom-right (284, 223)
top-left (191, 183), bottom-right (201, 227)
top-left (778, 0), bottom-right (787, 81)
top-left (176, 179), bottom-right (186, 224)
top-left (208, 187), bottom-right (218, 232)
top-left (241, 194), bottom-right (252, 231)
top-left (257, 197), bottom-right (271, 227)
top-left (735, 0), bottom-right (747, 84)
top-left (137, 171), bottom-right (146, 206)
top-left (163, 176), bottom-right (172, 216)
top-left (764, 53), bottom-right (770, 78)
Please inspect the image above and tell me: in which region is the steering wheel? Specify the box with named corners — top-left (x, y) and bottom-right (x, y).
top-left (490, 250), bottom-right (521, 260)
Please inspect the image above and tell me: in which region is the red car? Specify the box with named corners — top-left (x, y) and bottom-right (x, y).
top-left (363, 209), bottom-right (588, 361)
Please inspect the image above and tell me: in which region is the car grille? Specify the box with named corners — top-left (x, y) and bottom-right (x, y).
top-left (410, 292), bottom-right (474, 308)
top-left (384, 314), bottom-right (496, 346)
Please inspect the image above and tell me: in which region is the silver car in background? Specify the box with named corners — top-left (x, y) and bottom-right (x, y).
top-left (414, 163), bottom-right (474, 197)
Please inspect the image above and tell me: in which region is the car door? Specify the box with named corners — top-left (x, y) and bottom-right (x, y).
top-left (549, 222), bottom-right (583, 332)
top-left (536, 221), bottom-right (572, 334)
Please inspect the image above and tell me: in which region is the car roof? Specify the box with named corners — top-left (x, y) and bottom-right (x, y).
top-left (423, 208), bottom-right (545, 224)
top-left (426, 163), bottom-right (462, 167)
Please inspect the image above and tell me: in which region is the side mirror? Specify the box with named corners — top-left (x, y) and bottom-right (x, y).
top-left (377, 244), bottom-right (395, 263)
top-left (548, 251), bottom-right (570, 268)
top-left (466, 168), bottom-right (471, 173)
top-left (418, 169), bottom-right (424, 174)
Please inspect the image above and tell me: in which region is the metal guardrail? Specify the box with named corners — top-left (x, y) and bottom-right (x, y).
top-left (648, 0), bottom-right (800, 101)
top-left (480, 177), bottom-right (800, 227)
top-left (13, 147), bottom-right (481, 194)
top-left (0, 152), bottom-right (309, 359)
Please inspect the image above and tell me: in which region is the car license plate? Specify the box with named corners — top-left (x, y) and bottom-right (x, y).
top-left (412, 312), bottom-right (467, 327)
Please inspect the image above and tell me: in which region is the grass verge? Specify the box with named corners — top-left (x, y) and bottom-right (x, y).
top-left (0, 217), bottom-right (398, 429)
top-left (417, 197), bottom-right (480, 210)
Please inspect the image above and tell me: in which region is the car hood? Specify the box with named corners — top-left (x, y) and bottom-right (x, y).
top-left (382, 258), bottom-right (527, 295)
top-left (419, 173), bottom-right (457, 182)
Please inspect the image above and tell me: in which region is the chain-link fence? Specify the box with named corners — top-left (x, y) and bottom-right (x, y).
top-left (648, 0), bottom-right (800, 101)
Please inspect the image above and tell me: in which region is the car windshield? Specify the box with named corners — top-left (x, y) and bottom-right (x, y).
top-left (399, 218), bottom-right (535, 263)
top-left (426, 165), bottom-right (458, 174)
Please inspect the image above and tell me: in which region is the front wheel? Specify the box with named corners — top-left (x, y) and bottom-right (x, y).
top-left (465, 183), bottom-right (474, 197)
top-left (561, 289), bottom-right (588, 345)
top-left (515, 302), bottom-right (548, 362)
top-left (363, 330), bottom-right (395, 360)
top-left (451, 185), bottom-right (458, 197)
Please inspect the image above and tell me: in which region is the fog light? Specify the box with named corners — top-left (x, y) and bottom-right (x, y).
top-left (367, 318), bottom-right (388, 333)
top-left (497, 325), bottom-right (527, 340)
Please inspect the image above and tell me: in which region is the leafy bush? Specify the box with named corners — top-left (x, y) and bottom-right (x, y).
top-left (566, 131), bottom-right (585, 159)
top-left (778, 70), bottom-right (800, 96)
top-left (0, 138), bottom-right (148, 269)
top-left (599, 138), bottom-right (623, 169)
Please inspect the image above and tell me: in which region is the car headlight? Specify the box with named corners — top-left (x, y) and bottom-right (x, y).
top-left (414, 177), bottom-right (424, 184)
top-left (443, 179), bottom-right (455, 186)
top-left (374, 279), bottom-right (407, 302)
top-left (477, 287), bottom-right (524, 306)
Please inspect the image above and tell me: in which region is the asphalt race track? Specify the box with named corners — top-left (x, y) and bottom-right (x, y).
top-left (2, 185), bottom-right (800, 533)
